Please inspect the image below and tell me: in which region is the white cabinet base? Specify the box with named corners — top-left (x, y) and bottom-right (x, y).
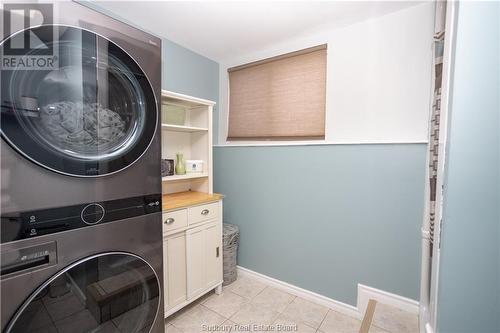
top-left (163, 199), bottom-right (223, 319)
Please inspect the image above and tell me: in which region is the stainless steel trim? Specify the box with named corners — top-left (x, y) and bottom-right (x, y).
top-left (4, 251), bottom-right (161, 333)
top-left (0, 24), bottom-right (159, 178)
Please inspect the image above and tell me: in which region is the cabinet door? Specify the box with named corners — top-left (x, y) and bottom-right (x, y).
top-left (165, 233), bottom-right (187, 309)
top-left (186, 226), bottom-right (206, 298)
top-left (205, 222), bottom-right (222, 287)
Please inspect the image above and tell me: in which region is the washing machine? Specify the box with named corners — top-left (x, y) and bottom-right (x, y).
top-left (1, 2), bottom-right (164, 332)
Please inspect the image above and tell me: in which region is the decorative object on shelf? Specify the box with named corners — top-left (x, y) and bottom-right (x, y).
top-left (185, 160), bottom-right (204, 173)
top-left (162, 104), bottom-right (186, 126)
top-left (175, 153), bottom-right (186, 175)
top-left (161, 159), bottom-right (174, 177)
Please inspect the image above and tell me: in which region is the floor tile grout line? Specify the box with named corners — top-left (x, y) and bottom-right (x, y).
top-left (169, 303), bottom-right (229, 333)
top-left (316, 308), bottom-right (331, 332)
top-left (199, 302), bottom-right (231, 322)
top-left (227, 289), bottom-right (252, 302)
top-left (232, 278), bottom-right (329, 331)
top-left (270, 289), bottom-right (327, 331)
top-left (234, 283), bottom-right (296, 326)
top-left (372, 323), bottom-right (393, 333)
top-left (202, 289), bottom-right (251, 320)
top-left (275, 295), bottom-right (297, 317)
top-left (270, 298), bottom-right (318, 332)
top-left (169, 321), bottom-right (184, 332)
top-left (227, 284), bottom-right (286, 326)
top-left (229, 283), bottom-right (267, 300)
top-left (251, 284), bottom-right (269, 299)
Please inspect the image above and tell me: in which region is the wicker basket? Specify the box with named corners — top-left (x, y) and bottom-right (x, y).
top-left (222, 224), bottom-right (239, 286)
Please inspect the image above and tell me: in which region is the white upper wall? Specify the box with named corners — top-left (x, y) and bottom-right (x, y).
top-left (93, 1), bottom-right (424, 63)
top-left (218, 3), bottom-right (435, 145)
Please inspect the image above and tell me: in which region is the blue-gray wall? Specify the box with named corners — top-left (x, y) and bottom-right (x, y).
top-left (161, 40), bottom-right (219, 141)
top-left (161, 40), bottom-right (218, 102)
top-left (214, 144), bottom-right (426, 305)
top-left (437, 2), bottom-right (500, 332)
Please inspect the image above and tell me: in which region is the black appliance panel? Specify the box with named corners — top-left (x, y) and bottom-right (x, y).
top-left (1, 194), bottom-right (161, 243)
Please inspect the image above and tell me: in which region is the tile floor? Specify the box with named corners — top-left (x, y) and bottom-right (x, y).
top-left (165, 276), bottom-right (419, 333)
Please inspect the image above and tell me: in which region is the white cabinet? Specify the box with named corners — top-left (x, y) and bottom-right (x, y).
top-left (204, 222), bottom-right (223, 287)
top-left (186, 221), bottom-right (222, 299)
top-left (188, 202), bottom-right (220, 225)
top-left (162, 209), bottom-right (188, 234)
top-left (163, 200), bottom-right (223, 318)
top-left (163, 232), bottom-right (187, 311)
top-left (186, 225), bottom-right (206, 298)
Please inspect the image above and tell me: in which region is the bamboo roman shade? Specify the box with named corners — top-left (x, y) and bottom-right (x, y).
top-left (227, 45), bottom-right (327, 140)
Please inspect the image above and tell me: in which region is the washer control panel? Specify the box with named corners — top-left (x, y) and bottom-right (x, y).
top-left (81, 203), bottom-right (105, 225)
top-left (0, 194), bottom-right (161, 243)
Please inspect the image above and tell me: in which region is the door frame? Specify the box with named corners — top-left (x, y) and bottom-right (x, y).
top-left (419, 2), bottom-right (458, 332)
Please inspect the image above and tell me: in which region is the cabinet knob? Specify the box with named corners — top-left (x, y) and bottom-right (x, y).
top-left (201, 209), bottom-right (209, 216)
top-left (164, 217), bottom-right (175, 225)
top-left (216, 246), bottom-right (220, 257)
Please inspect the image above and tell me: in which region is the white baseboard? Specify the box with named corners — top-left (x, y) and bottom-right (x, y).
top-left (236, 266), bottom-right (419, 320)
top-left (237, 266), bottom-right (360, 319)
top-left (357, 284), bottom-right (419, 316)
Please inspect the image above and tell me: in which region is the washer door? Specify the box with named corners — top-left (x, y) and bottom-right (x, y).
top-left (0, 25), bottom-right (157, 177)
top-left (5, 253), bottom-right (160, 333)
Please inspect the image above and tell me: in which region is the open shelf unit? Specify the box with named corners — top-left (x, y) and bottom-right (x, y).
top-left (162, 173), bottom-right (209, 182)
top-left (160, 92), bottom-right (222, 319)
top-left (161, 124), bottom-right (208, 133)
top-left (161, 90), bottom-right (215, 195)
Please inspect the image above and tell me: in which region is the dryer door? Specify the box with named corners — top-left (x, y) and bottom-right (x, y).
top-left (0, 25), bottom-right (157, 177)
top-left (5, 253), bottom-right (160, 333)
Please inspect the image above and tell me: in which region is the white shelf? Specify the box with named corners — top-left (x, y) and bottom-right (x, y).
top-left (161, 90), bottom-right (214, 195)
top-left (162, 124), bottom-right (208, 133)
top-left (162, 173), bottom-right (209, 182)
top-left (161, 90), bottom-right (216, 107)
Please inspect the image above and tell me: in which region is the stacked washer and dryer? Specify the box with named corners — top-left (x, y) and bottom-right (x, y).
top-left (0, 2), bottom-right (164, 332)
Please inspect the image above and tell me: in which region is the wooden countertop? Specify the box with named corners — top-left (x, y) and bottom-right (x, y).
top-left (162, 191), bottom-right (224, 212)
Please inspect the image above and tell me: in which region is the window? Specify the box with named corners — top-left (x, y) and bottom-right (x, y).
top-left (227, 44), bottom-right (327, 141)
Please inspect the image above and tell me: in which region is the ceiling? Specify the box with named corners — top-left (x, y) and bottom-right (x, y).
top-left (93, 1), bottom-right (424, 63)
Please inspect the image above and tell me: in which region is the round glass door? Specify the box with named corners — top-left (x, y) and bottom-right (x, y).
top-left (5, 253), bottom-right (160, 333)
top-left (0, 26), bottom-right (157, 177)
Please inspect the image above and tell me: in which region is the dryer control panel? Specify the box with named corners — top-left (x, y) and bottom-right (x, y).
top-left (1, 242), bottom-right (57, 278)
top-left (0, 194), bottom-right (161, 243)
